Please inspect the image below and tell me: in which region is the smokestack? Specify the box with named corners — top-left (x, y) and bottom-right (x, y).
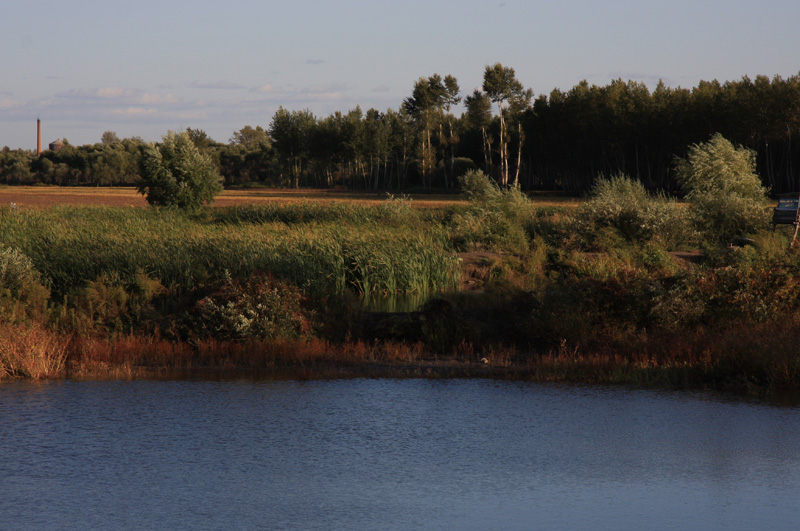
top-left (37, 118), bottom-right (42, 156)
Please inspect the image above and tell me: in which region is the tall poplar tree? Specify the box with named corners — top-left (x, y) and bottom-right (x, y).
top-left (464, 89), bottom-right (493, 174)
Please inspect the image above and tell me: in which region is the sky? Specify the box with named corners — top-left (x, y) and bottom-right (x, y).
top-left (2, 0), bottom-right (799, 149)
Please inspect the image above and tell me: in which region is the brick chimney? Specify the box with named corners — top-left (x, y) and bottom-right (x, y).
top-left (37, 118), bottom-right (42, 156)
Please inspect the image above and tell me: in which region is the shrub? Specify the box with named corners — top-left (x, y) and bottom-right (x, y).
top-left (530, 263), bottom-right (665, 347)
top-left (71, 270), bottom-right (166, 334)
top-left (579, 173), bottom-right (693, 248)
top-left (452, 170), bottom-right (533, 252)
top-left (194, 272), bottom-right (314, 341)
top-left (675, 133), bottom-right (770, 243)
top-left (374, 194), bottom-right (422, 227)
top-left (0, 247), bottom-right (50, 322)
top-left (137, 130), bottom-right (223, 210)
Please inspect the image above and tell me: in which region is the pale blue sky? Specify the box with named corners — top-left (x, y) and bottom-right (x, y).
top-left (2, 0), bottom-right (799, 149)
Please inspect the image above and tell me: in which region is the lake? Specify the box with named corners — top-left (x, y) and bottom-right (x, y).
top-left (1, 378), bottom-right (799, 530)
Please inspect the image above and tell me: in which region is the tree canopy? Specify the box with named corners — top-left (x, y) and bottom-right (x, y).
top-left (4, 68), bottom-right (800, 196)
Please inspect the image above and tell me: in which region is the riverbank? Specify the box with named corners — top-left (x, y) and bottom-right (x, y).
top-left (4, 320), bottom-right (799, 401)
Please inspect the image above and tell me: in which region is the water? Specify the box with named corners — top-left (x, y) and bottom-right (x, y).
top-left (1, 379), bottom-right (799, 530)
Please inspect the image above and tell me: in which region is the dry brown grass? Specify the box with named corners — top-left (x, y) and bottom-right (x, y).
top-left (0, 186), bottom-right (149, 208)
top-left (0, 186), bottom-right (582, 209)
top-left (0, 186), bottom-right (470, 209)
top-left (0, 323), bottom-right (69, 379)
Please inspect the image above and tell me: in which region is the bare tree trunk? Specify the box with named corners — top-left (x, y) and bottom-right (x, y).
top-left (481, 127), bottom-right (491, 174)
top-left (449, 118), bottom-right (456, 183)
top-left (514, 121), bottom-right (523, 187)
top-left (499, 108), bottom-right (507, 186)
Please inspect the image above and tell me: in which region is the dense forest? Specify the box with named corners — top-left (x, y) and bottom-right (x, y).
top-left (3, 65), bottom-right (800, 194)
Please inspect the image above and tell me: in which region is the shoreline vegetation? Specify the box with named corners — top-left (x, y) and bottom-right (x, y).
top-left (2, 168), bottom-right (800, 401)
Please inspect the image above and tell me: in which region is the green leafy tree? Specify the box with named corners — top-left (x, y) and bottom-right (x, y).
top-left (137, 130), bottom-right (223, 209)
top-left (440, 75), bottom-right (461, 187)
top-left (675, 133), bottom-right (769, 242)
top-left (385, 107), bottom-right (415, 189)
top-left (403, 77), bottom-right (439, 186)
top-left (464, 89), bottom-right (493, 175)
top-left (269, 107), bottom-right (316, 187)
top-left (100, 131), bottom-right (121, 145)
top-left (230, 125), bottom-right (271, 150)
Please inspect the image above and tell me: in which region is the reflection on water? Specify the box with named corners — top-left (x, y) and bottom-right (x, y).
top-left (1, 379), bottom-right (799, 530)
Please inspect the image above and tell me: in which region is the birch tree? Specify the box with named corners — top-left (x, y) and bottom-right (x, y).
top-left (483, 63), bottom-right (532, 187)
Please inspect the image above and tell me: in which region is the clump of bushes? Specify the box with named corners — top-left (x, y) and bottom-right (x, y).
top-left (450, 169), bottom-right (534, 253)
top-left (193, 272), bottom-right (314, 342)
top-left (675, 133), bottom-right (770, 243)
top-left (578, 173), bottom-right (693, 250)
top-left (68, 270), bottom-right (166, 334)
top-left (0, 247), bottom-right (50, 322)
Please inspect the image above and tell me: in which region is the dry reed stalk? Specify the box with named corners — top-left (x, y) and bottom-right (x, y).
top-left (71, 334), bottom-right (194, 371)
top-left (0, 323), bottom-right (69, 379)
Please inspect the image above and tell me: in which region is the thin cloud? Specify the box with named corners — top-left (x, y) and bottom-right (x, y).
top-left (189, 80), bottom-right (247, 90)
top-left (1, 98), bottom-right (23, 109)
top-left (372, 85), bottom-right (391, 93)
top-left (57, 87), bottom-right (134, 100)
top-left (97, 87), bottom-right (126, 99)
top-left (299, 83), bottom-right (348, 95)
top-left (306, 59), bottom-right (325, 65)
top-left (111, 107), bottom-right (157, 117)
top-left (140, 93), bottom-right (178, 105)
top-left (17, 86), bottom-right (208, 126)
top-left (252, 83), bottom-right (348, 96)
top-left (252, 84), bottom-right (282, 94)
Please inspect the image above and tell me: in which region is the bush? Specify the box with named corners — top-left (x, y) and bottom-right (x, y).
top-left (71, 270), bottom-right (166, 334)
top-left (194, 272), bottom-right (314, 341)
top-left (675, 133), bottom-right (770, 243)
top-left (0, 247), bottom-right (50, 322)
top-left (137, 130), bottom-right (223, 210)
top-left (579, 173), bottom-right (693, 249)
top-left (452, 170), bottom-right (533, 252)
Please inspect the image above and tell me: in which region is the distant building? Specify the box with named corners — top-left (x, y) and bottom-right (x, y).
top-left (49, 139), bottom-right (64, 152)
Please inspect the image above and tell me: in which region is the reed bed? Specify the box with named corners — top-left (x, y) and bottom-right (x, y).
top-left (0, 204), bottom-right (460, 297)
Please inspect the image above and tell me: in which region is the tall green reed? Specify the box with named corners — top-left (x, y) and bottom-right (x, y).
top-left (0, 204), bottom-right (459, 298)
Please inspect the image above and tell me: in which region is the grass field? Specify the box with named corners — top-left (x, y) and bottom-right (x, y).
top-left (0, 185), bottom-right (584, 209)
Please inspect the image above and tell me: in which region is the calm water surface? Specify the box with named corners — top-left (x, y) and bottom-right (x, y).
top-left (1, 379), bottom-right (799, 530)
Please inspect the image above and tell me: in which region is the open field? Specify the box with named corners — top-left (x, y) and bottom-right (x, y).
top-left (0, 185), bottom-right (584, 209)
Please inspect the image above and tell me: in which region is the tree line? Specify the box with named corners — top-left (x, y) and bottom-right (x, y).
top-left (3, 64), bottom-right (800, 194)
